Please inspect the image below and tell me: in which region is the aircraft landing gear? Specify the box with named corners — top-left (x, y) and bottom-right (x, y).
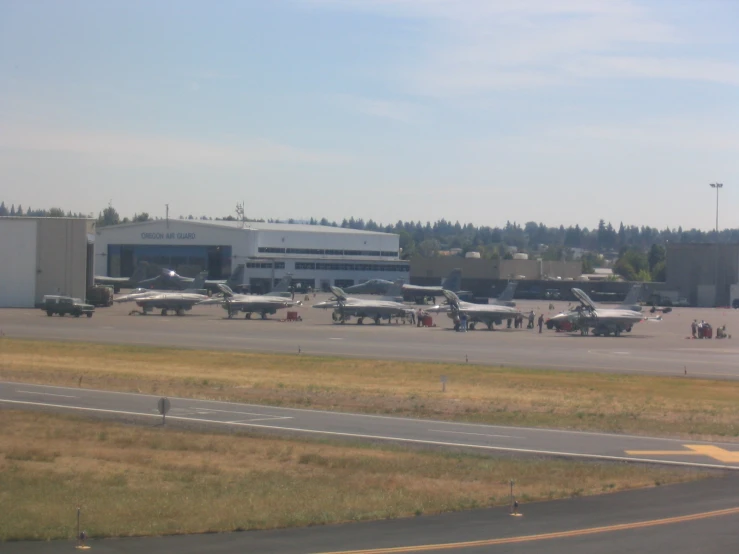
top-left (487, 322), bottom-right (494, 331)
top-left (374, 316), bottom-right (381, 325)
top-left (357, 318), bottom-right (364, 325)
top-left (245, 313), bottom-right (252, 319)
top-left (175, 308), bottom-right (185, 316)
top-left (161, 309), bottom-right (168, 316)
top-left (261, 312), bottom-right (268, 320)
top-left (468, 322), bottom-right (476, 330)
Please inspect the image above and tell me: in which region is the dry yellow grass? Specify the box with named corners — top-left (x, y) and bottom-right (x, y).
top-left (2, 338), bottom-right (739, 439)
top-left (0, 410), bottom-right (707, 541)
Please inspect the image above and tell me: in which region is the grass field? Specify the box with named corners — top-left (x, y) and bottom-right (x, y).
top-left (2, 338), bottom-right (739, 439)
top-left (0, 410), bottom-right (708, 541)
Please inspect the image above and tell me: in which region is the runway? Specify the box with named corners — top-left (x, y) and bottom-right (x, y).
top-left (3, 381), bottom-right (738, 470)
top-left (1, 297), bottom-right (739, 378)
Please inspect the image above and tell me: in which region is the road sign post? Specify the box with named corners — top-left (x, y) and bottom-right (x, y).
top-left (158, 397), bottom-right (171, 425)
top-left (440, 375), bottom-right (447, 392)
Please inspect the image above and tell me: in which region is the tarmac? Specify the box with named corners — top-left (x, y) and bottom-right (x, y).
top-left (1, 294), bottom-right (738, 378)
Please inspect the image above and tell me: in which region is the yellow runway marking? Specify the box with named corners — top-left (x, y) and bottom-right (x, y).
top-left (316, 506), bottom-right (739, 554)
top-left (626, 445), bottom-right (739, 464)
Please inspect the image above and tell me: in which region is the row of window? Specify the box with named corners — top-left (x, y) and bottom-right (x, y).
top-left (246, 262), bottom-right (286, 269)
top-left (258, 247), bottom-right (397, 257)
top-left (294, 262), bottom-right (410, 272)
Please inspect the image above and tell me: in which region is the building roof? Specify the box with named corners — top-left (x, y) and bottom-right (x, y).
top-left (96, 219), bottom-right (394, 237)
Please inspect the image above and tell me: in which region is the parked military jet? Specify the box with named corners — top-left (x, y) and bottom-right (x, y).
top-left (546, 284), bottom-right (647, 333)
top-left (429, 289), bottom-right (521, 330)
top-left (402, 268), bottom-right (464, 302)
top-left (344, 279), bottom-right (395, 295)
top-left (200, 275), bottom-right (300, 319)
top-left (94, 264), bottom-right (149, 293)
top-left (114, 272), bottom-right (208, 303)
top-left (312, 282), bottom-right (412, 324)
top-left (132, 292), bottom-right (209, 316)
top-left (563, 288), bottom-right (650, 336)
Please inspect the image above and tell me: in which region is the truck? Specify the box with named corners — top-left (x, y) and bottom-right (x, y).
top-left (42, 295), bottom-right (95, 318)
top-left (86, 285), bottom-right (115, 307)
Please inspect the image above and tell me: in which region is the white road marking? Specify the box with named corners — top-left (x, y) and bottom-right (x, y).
top-left (429, 429), bottom-right (520, 439)
top-left (226, 416), bottom-right (292, 424)
top-left (6, 380), bottom-right (739, 446)
top-left (1, 398), bottom-right (737, 471)
top-left (186, 408), bottom-right (292, 418)
top-left (329, 338), bottom-right (343, 340)
top-left (16, 390), bottom-right (76, 398)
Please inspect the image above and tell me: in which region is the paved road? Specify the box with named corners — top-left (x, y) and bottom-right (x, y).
top-left (3, 381), bottom-right (738, 470)
top-left (9, 471), bottom-right (739, 553)
top-left (1, 298), bottom-right (739, 378)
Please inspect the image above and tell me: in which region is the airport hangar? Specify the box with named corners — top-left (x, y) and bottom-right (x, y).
top-left (0, 217), bottom-right (95, 308)
top-left (94, 219), bottom-right (409, 293)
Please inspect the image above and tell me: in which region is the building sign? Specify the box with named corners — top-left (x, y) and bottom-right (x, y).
top-left (141, 232), bottom-right (197, 240)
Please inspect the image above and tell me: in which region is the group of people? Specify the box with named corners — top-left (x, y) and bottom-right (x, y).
top-left (691, 319), bottom-right (730, 339)
top-left (505, 311), bottom-right (546, 333)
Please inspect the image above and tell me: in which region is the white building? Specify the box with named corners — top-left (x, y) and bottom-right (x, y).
top-left (0, 217), bottom-right (95, 307)
top-left (95, 219), bottom-right (407, 293)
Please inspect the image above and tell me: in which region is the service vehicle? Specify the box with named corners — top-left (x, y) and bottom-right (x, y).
top-left (42, 295), bottom-right (95, 318)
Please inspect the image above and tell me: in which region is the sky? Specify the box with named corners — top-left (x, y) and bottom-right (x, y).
top-left (1, 0), bottom-right (738, 231)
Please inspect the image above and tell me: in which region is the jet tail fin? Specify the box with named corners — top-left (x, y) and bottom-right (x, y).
top-left (382, 279), bottom-right (404, 300)
top-left (620, 283), bottom-right (643, 308)
top-left (497, 281), bottom-right (518, 302)
top-left (441, 268), bottom-right (462, 292)
top-left (270, 273), bottom-right (293, 295)
top-left (191, 271), bottom-right (207, 290)
top-left (129, 263), bottom-right (148, 286)
top-left (227, 264), bottom-right (246, 288)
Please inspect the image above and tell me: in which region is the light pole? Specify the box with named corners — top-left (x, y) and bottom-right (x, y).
top-left (709, 183), bottom-right (723, 234)
top-left (709, 183), bottom-right (724, 306)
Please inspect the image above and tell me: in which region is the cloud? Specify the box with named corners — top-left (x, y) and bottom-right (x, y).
top-left (306, 0), bottom-right (739, 94)
top-left (0, 125), bottom-right (349, 168)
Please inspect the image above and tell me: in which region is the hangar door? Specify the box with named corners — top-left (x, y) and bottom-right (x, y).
top-left (0, 219), bottom-right (38, 307)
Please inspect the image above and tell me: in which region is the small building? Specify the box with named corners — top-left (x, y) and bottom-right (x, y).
top-left (0, 217), bottom-right (95, 307)
top-left (95, 219), bottom-right (407, 292)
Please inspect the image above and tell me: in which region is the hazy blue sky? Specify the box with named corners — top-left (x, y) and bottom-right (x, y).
top-left (1, 0), bottom-right (737, 230)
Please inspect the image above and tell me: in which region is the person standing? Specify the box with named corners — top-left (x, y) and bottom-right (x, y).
top-left (538, 314), bottom-right (544, 333)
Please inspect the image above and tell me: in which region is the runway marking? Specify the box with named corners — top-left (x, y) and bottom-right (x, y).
top-left (315, 506), bottom-right (739, 553)
top-left (1, 398), bottom-right (738, 471)
top-left (329, 338), bottom-right (344, 340)
top-left (627, 445), bottom-right (739, 464)
top-left (16, 390), bottom-right (76, 398)
top-left (226, 416), bottom-right (292, 424)
top-left (428, 430), bottom-right (520, 439)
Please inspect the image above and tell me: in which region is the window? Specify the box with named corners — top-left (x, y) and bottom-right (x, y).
top-left (258, 247), bottom-right (286, 254)
top-left (295, 262), bottom-right (315, 270)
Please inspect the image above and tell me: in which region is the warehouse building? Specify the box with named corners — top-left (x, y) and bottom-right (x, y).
top-left (0, 217), bottom-right (95, 307)
top-left (666, 243), bottom-right (739, 307)
top-left (95, 219), bottom-right (407, 292)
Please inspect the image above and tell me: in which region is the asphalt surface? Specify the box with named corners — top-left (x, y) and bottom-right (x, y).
top-left (8, 472), bottom-right (739, 553)
top-left (2, 382), bottom-right (738, 470)
top-left (1, 295), bottom-right (738, 378)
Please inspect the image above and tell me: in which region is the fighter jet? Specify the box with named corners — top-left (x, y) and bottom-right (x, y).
top-left (546, 284), bottom-right (646, 333)
top-left (134, 268), bottom-right (229, 294)
top-left (131, 292), bottom-right (209, 316)
top-left (94, 264), bottom-right (149, 293)
top-left (200, 275), bottom-right (300, 319)
top-left (312, 281), bottom-right (413, 324)
top-left (344, 279), bottom-right (395, 295)
top-left (402, 268), bottom-right (468, 303)
top-left (114, 272), bottom-right (209, 303)
top-left (561, 288), bottom-right (649, 336)
top-left (429, 289), bottom-right (520, 330)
